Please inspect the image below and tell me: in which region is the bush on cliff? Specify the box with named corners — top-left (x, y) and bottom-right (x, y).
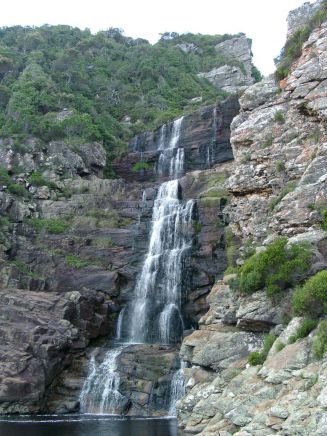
top-left (275, 1), bottom-right (327, 81)
top-left (248, 334), bottom-right (276, 366)
top-left (232, 238), bottom-right (311, 297)
top-left (313, 319), bottom-right (327, 358)
top-left (292, 270), bottom-right (327, 318)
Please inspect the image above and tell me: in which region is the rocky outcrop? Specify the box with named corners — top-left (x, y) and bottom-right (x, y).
top-left (176, 3), bottom-right (327, 434)
top-left (198, 36), bottom-right (254, 93)
top-left (0, 288), bottom-right (111, 414)
top-left (47, 343), bottom-right (180, 416)
top-left (113, 97), bottom-right (239, 182)
top-left (177, 279), bottom-right (327, 435)
top-left (225, 20), bottom-right (327, 254)
top-left (287, 0), bottom-right (324, 38)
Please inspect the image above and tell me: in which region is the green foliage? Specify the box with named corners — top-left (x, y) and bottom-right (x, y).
top-left (313, 320), bottom-right (327, 359)
top-left (215, 218), bottom-right (225, 228)
top-left (235, 238), bottom-right (311, 297)
top-left (65, 254), bottom-right (88, 269)
top-left (30, 218), bottom-right (71, 234)
top-left (132, 161), bottom-right (152, 172)
top-left (225, 226), bottom-right (237, 269)
top-left (274, 110), bottom-right (285, 124)
top-left (248, 334), bottom-right (276, 366)
top-left (251, 64), bottom-right (263, 83)
top-left (0, 25), bottom-right (259, 166)
top-left (268, 181), bottom-right (297, 211)
top-left (8, 183), bottom-right (28, 197)
top-left (322, 210), bottom-right (327, 231)
top-left (224, 266), bottom-right (239, 275)
top-left (261, 136), bottom-right (273, 149)
top-left (276, 161), bottom-right (286, 173)
top-left (289, 319), bottom-right (318, 343)
top-left (275, 1), bottom-right (327, 80)
top-left (0, 166), bottom-right (13, 186)
top-left (9, 259), bottom-right (41, 279)
top-left (193, 221), bottom-right (202, 234)
top-left (28, 172), bottom-right (57, 189)
top-left (275, 341), bottom-right (286, 352)
top-left (242, 238), bottom-right (256, 260)
top-left (248, 351), bottom-right (265, 366)
top-left (292, 270), bottom-right (327, 318)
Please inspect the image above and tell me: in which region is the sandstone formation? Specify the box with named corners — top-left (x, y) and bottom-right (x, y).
top-left (198, 35), bottom-right (254, 93)
top-left (176, 2), bottom-right (327, 434)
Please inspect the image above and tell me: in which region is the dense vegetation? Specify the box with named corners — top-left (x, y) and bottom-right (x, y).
top-left (275, 0), bottom-right (327, 80)
top-left (230, 238), bottom-right (311, 297)
top-left (292, 270), bottom-right (327, 318)
top-left (0, 26), bottom-right (258, 166)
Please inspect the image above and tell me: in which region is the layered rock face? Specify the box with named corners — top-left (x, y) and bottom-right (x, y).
top-left (176, 3), bottom-right (327, 435)
top-left (0, 91), bottom-right (239, 413)
top-left (177, 279), bottom-right (327, 435)
top-left (287, 0), bottom-right (324, 38)
top-left (198, 35), bottom-right (255, 93)
top-left (226, 21), bottom-right (327, 261)
top-left (113, 96), bottom-right (239, 182)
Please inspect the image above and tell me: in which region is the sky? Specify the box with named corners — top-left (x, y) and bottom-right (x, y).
top-left (0, 0), bottom-right (310, 75)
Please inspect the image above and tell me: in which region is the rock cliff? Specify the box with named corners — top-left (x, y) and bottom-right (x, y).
top-left (198, 35), bottom-right (255, 93)
top-left (0, 94), bottom-right (239, 413)
top-left (176, 2), bottom-right (327, 434)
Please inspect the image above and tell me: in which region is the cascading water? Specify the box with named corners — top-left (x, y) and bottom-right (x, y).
top-left (81, 115), bottom-right (192, 415)
top-left (157, 116), bottom-right (185, 178)
top-left (207, 106), bottom-right (218, 169)
top-left (168, 365), bottom-right (186, 416)
top-left (128, 179), bottom-right (193, 344)
top-left (80, 345), bottom-right (127, 414)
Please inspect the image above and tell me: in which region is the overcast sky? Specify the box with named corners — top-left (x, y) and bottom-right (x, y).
top-left (1, 0), bottom-right (309, 75)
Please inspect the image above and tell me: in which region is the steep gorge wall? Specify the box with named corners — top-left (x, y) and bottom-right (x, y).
top-left (176, 6), bottom-right (327, 435)
top-left (0, 93), bottom-right (240, 413)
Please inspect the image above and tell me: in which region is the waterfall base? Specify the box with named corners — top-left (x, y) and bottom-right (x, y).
top-left (46, 342), bottom-right (181, 417)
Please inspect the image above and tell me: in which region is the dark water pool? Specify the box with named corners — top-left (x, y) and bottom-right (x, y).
top-left (0, 415), bottom-right (179, 436)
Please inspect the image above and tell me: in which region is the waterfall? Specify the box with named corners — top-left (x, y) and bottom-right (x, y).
top-left (79, 345), bottom-right (127, 414)
top-left (81, 115), bottom-right (192, 415)
top-left (128, 180), bottom-right (193, 344)
top-left (168, 366), bottom-right (186, 416)
top-left (115, 307), bottom-right (125, 340)
top-left (158, 116), bottom-right (184, 178)
top-left (207, 106), bottom-right (218, 169)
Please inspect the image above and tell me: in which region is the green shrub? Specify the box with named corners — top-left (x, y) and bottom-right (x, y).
top-left (224, 266), bottom-right (239, 275)
top-left (9, 260), bottom-right (41, 279)
top-left (215, 218), bottom-right (225, 228)
top-left (236, 238), bottom-right (310, 297)
top-left (292, 270), bottom-right (327, 318)
top-left (276, 161), bottom-right (286, 173)
top-left (248, 334), bottom-right (276, 366)
top-left (8, 183), bottom-right (28, 197)
top-left (30, 218), bottom-right (70, 234)
top-left (132, 161), bottom-right (152, 172)
top-left (313, 320), bottom-right (327, 359)
top-left (225, 226), bottom-right (238, 269)
top-left (248, 351), bottom-right (265, 366)
top-left (289, 319), bottom-right (318, 343)
top-left (322, 210), bottom-right (327, 231)
top-left (261, 136), bottom-right (273, 149)
top-left (193, 221), bottom-right (202, 234)
top-left (65, 254), bottom-right (88, 269)
top-left (28, 172), bottom-right (57, 189)
top-left (268, 181), bottom-right (297, 211)
top-left (276, 341), bottom-right (286, 352)
top-left (274, 110), bottom-right (285, 124)
top-left (275, 1), bottom-right (327, 81)
top-left (0, 166), bottom-right (12, 186)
